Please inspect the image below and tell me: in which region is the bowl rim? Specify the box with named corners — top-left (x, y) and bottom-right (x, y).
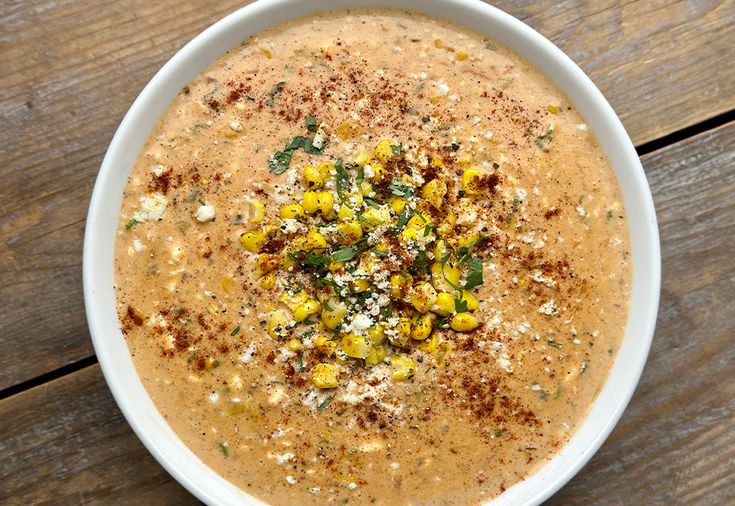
top-left (83, 0), bottom-right (661, 504)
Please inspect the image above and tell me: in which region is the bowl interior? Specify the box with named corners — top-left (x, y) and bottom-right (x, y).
top-left (83, 0), bottom-right (660, 504)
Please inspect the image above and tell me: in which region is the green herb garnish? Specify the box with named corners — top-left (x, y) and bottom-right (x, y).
top-left (463, 257), bottom-right (484, 289)
top-left (125, 218), bottom-right (139, 230)
top-left (218, 442), bottom-right (229, 457)
top-left (332, 247), bottom-right (359, 262)
top-left (317, 395), bottom-right (333, 411)
top-left (388, 178), bottom-right (414, 198)
top-left (230, 325), bottom-right (241, 336)
top-left (306, 116), bottom-right (317, 132)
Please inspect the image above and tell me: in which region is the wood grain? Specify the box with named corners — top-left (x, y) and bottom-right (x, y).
top-left (1, 0), bottom-right (733, 390)
top-left (2, 120), bottom-right (733, 505)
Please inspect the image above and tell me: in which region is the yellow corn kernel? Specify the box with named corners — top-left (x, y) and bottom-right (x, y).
top-left (365, 345), bottom-right (387, 366)
top-left (336, 221), bottom-right (363, 244)
top-left (312, 363), bottom-right (340, 389)
top-left (206, 302), bottom-right (220, 315)
top-left (204, 357), bottom-right (219, 370)
top-left (268, 309), bottom-right (291, 339)
top-left (221, 277), bottom-right (236, 294)
top-left (389, 196), bottom-right (407, 214)
top-left (401, 213), bottom-right (432, 243)
top-left (315, 335), bottom-right (337, 356)
top-left (391, 317), bottom-right (412, 348)
top-left (302, 191), bottom-right (320, 214)
top-left (346, 192), bottom-right (364, 209)
top-left (280, 204), bottom-right (304, 220)
top-left (431, 261), bottom-right (461, 291)
top-left (303, 165), bottom-right (324, 189)
top-left (259, 273), bottom-right (276, 289)
top-left (361, 206), bottom-right (391, 229)
top-left (337, 204), bottom-right (355, 221)
top-left (321, 299), bottom-right (347, 329)
top-left (421, 179), bottom-right (448, 209)
top-left (374, 138), bottom-right (399, 164)
top-left (431, 292), bottom-right (455, 316)
top-left (279, 290), bottom-right (309, 312)
top-left (434, 239), bottom-right (450, 261)
top-left (248, 200), bottom-right (265, 223)
top-left (434, 38), bottom-right (443, 48)
top-left (437, 208), bottom-right (456, 237)
top-left (450, 312), bottom-right (479, 332)
top-left (317, 162), bottom-right (334, 180)
top-left (366, 161), bottom-right (385, 182)
top-left (389, 272), bottom-right (413, 299)
top-left (240, 231), bottom-right (266, 252)
top-left (262, 47), bottom-right (272, 59)
top-left (411, 313), bottom-right (436, 341)
top-left (282, 251), bottom-right (295, 269)
top-left (342, 333), bottom-right (372, 359)
top-left (418, 333), bottom-right (439, 353)
top-left (353, 150), bottom-right (372, 166)
top-left (456, 290), bottom-right (479, 311)
top-left (286, 338), bottom-right (303, 351)
top-left (352, 279), bottom-right (370, 293)
top-left (456, 51), bottom-right (469, 61)
top-left (390, 355), bottom-right (416, 381)
top-left (368, 324), bottom-right (386, 345)
top-left (358, 180), bottom-right (374, 196)
top-left (304, 229), bottom-right (328, 250)
top-left (430, 155), bottom-right (445, 169)
top-left (461, 167), bottom-right (487, 195)
top-left (436, 341), bottom-right (453, 365)
top-left (458, 232), bottom-right (480, 251)
top-left (294, 299), bottom-right (320, 322)
top-left (547, 104), bottom-right (560, 114)
top-left (317, 192), bottom-right (335, 218)
top-left (410, 281), bottom-right (438, 313)
top-left (328, 259), bottom-right (345, 272)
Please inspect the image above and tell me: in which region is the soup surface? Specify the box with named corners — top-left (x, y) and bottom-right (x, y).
top-left (115, 9), bottom-right (631, 505)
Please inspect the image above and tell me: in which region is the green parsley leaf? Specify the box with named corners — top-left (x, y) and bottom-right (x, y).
top-left (454, 297), bottom-right (469, 313)
top-left (125, 218), bottom-right (139, 230)
top-left (332, 247), bottom-right (359, 262)
top-left (388, 178), bottom-right (414, 198)
top-left (317, 395), bottom-right (333, 411)
top-left (464, 257), bottom-right (484, 289)
top-left (391, 144), bottom-right (403, 155)
top-left (363, 197), bottom-right (380, 209)
top-left (335, 160), bottom-right (350, 201)
top-left (306, 116), bottom-right (317, 132)
top-left (391, 205), bottom-right (414, 233)
top-left (230, 325), bottom-right (241, 336)
top-left (218, 442), bottom-right (229, 457)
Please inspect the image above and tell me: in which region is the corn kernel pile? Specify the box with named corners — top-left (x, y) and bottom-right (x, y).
top-left (241, 132), bottom-right (492, 389)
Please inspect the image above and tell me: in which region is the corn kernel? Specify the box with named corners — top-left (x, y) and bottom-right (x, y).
top-left (353, 150), bottom-right (372, 166)
top-left (342, 333), bottom-right (372, 359)
top-left (259, 273), bottom-right (276, 289)
top-left (430, 261), bottom-right (461, 291)
top-left (368, 324), bottom-right (386, 345)
top-left (302, 191), bottom-right (320, 214)
top-left (317, 192), bottom-right (335, 218)
top-left (204, 357), bottom-right (219, 370)
top-left (346, 192), bottom-right (364, 209)
top-left (457, 232), bottom-right (480, 251)
top-left (280, 204), bottom-right (304, 220)
top-left (456, 51), bottom-right (469, 61)
top-left (431, 292), bottom-right (455, 316)
top-left (437, 342), bottom-right (453, 365)
top-left (312, 363), bottom-right (340, 389)
top-left (547, 104), bottom-right (560, 114)
top-left (321, 299), bottom-right (347, 329)
top-left (336, 221), bottom-right (363, 244)
top-left (450, 312), bottom-right (479, 332)
top-left (304, 229), bottom-right (328, 250)
top-left (437, 208), bottom-right (456, 236)
top-left (315, 336), bottom-right (337, 356)
top-left (401, 213), bottom-right (432, 243)
top-left (421, 179), bottom-right (448, 209)
top-left (279, 290), bottom-right (309, 311)
top-left (390, 355), bottom-right (416, 381)
top-left (389, 272), bottom-right (413, 299)
top-left (410, 281), bottom-right (438, 313)
top-left (361, 206), bottom-right (391, 229)
top-left (303, 165), bottom-right (324, 189)
top-left (456, 290), bottom-right (479, 311)
top-left (268, 309), bottom-right (291, 339)
top-left (374, 138), bottom-right (399, 164)
top-left (389, 317), bottom-right (412, 348)
top-left (389, 196), bottom-right (407, 214)
top-left (286, 338), bottom-right (303, 351)
top-left (365, 345), bottom-right (387, 366)
top-left (248, 200), bottom-right (265, 223)
top-left (255, 253), bottom-right (282, 278)
top-left (434, 239), bottom-right (450, 261)
top-left (411, 313), bottom-right (436, 340)
top-left (328, 259), bottom-right (345, 272)
top-left (240, 231), bottom-right (266, 252)
top-left (366, 161), bottom-right (385, 181)
top-left (358, 180), bottom-right (374, 196)
top-left (221, 277), bottom-right (236, 294)
top-left (317, 162), bottom-right (334, 180)
top-left (337, 204), bottom-right (355, 221)
top-left (294, 299), bottom-right (320, 322)
top-left (461, 167), bottom-right (487, 195)
top-left (418, 333), bottom-right (439, 354)
top-left (352, 279), bottom-right (370, 293)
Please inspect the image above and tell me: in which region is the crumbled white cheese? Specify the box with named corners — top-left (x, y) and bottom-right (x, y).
top-left (312, 123), bottom-right (328, 149)
top-left (286, 475), bottom-right (297, 485)
top-left (133, 193), bottom-right (167, 222)
top-left (538, 299), bottom-right (559, 316)
top-left (196, 204), bottom-right (215, 222)
top-left (274, 452), bottom-right (295, 465)
top-left (240, 342), bottom-right (256, 364)
top-left (132, 238), bottom-right (145, 252)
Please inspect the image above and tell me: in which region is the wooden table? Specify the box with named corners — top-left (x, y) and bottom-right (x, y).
top-left (1, 0), bottom-right (733, 503)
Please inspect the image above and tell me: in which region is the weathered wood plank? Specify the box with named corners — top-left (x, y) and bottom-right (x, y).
top-left (2, 121), bottom-right (733, 505)
top-left (1, 0), bottom-right (734, 388)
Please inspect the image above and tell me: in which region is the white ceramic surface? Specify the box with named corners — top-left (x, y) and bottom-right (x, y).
top-left (83, 0), bottom-right (661, 504)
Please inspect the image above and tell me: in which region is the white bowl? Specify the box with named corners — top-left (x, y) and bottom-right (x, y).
top-left (83, 0), bottom-right (661, 504)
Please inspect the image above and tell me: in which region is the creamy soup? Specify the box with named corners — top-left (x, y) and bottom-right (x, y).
top-left (115, 9), bottom-right (631, 505)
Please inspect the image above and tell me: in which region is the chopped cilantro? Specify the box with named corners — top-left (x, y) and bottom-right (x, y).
top-left (125, 218), bottom-right (139, 230)
top-left (454, 297), bottom-right (469, 313)
top-left (266, 81), bottom-right (286, 107)
top-left (463, 257), bottom-right (484, 289)
top-left (388, 178), bottom-right (414, 198)
top-left (332, 247), bottom-right (359, 262)
top-left (317, 395), bottom-right (333, 411)
top-left (297, 351), bottom-right (305, 372)
top-left (391, 205), bottom-right (414, 233)
top-left (268, 135), bottom-right (329, 175)
top-left (391, 144), bottom-right (403, 155)
top-left (335, 160), bottom-right (349, 201)
top-left (230, 325), bottom-right (241, 336)
top-left (218, 442), bottom-right (229, 457)
top-left (306, 116), bottom-right (317, 133)
top-left (363, 197), bottom-right (380, 209)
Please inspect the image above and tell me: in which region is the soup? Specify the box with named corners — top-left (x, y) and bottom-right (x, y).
top-left (115, 9), bottom-right (631, 505)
